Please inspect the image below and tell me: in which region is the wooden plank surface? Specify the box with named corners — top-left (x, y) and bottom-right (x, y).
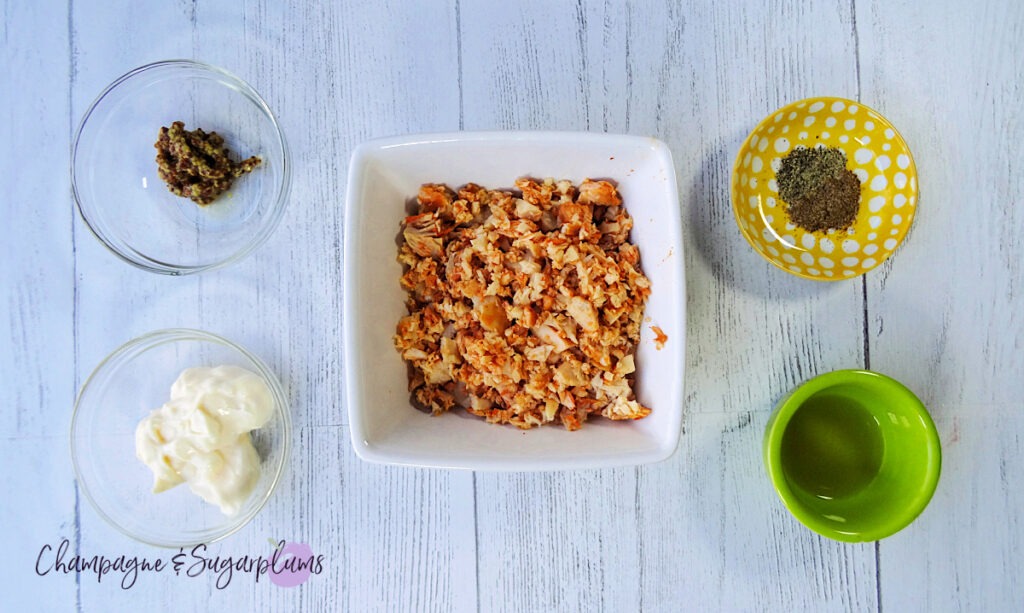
top-left (638, 411), bottom-right (877, 612)
top-left (1, 0), bottom-right (1022, 610)
top-left (629, 4), bottom-right (879, 610)
top-left (463, 1), bottom-right (875, 611)
top-left (1, 0), bottom-right (74, 438)
top-left (460, 4), bottom-right (641, 612)
top-left (71, 426), bottom-right (476, 611)
top-left (858, 0), bottom-right (1024, 610)
top-left (0, 1), bottom-right (76, 610)
top-left (62, 1), bottom-right (473, 611)
top-left (0, 438), bottom-right (78, 610)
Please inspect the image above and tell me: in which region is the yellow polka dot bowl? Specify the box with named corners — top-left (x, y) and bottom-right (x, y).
top-left (731, 97), bottom-right (918, 281)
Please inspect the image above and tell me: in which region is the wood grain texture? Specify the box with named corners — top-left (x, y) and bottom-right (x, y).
top-left (0, 438), bottom-right (78, 610)
top-left (63, 0), bottom-right (472, 611)
top-left (647, 0), bottom-right (869, 415)
top-left (0, 0), bottom-right (74, 438)
top-left (460, 4), bottom-right (643, 612)
top-left (72, 426), bottom-right (476, 612)
top-left (637, 412), bottom-right (877, 612)
top-left (0, 1), bottom-right (76, 610)
top-left (877, 409), bottom-right (1024, 612)
top-left (858, 0), bottom-right (1024, 413)
top-left (858, 0), bottom-right (1024, 610)
top-left (627, 1), bottom-right (880, 610)
top-left (476, 468), bottom-right (642, 613)
top-left (2, 0), bottom-right (1024, 610)
top-left (463, 1), bottom-right (875, 611)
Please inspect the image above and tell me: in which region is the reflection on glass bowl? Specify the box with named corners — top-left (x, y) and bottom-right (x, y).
top-left (70, 328), bottom-right (290, 547)
top-left (72, 60), bottom-right (290, 274)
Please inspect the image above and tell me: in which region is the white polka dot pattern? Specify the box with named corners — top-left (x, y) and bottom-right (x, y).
top-left (731, 96), bottom-right (918, 281)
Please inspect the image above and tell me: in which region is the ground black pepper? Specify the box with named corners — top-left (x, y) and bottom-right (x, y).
top-left (776, 146), bottom-right (861, 233)
top-left (154, 121), bottom-right (261, 206)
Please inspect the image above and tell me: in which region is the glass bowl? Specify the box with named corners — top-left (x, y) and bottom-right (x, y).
top-left (731, 97), bottom-right (918, 281)
top-left (72, 60), bottom-right (291, 274)
top-left (70, 329), bottom-right (291, 547)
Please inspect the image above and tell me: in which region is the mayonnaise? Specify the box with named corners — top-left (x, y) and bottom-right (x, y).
top-left (135, 365), bottom-right (274, 516)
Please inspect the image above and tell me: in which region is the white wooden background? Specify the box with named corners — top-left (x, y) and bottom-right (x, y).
top-left (2, 0), bottom-right (1022, 610)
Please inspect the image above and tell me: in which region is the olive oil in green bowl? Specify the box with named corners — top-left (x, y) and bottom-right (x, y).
top-left (764, 370), bottom-right (941, 542)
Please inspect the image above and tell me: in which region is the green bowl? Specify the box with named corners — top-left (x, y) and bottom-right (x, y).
top-left (763, 370), bottom-right (941, 542)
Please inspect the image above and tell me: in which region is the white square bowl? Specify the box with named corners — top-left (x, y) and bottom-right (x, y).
top-left (343, 132), bottom-right (685, 470)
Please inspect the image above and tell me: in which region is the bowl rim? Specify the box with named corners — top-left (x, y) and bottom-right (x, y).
top-left (763, 369), bottom-right (941, 542)
top-left (730, 96), bottom-right (919, 282)
top-left (69, 327), bottom-right (292, 547)
top-left (342, 131), bottom-right (686, 470)
top-left (70, 59), bottom-right (292, 275)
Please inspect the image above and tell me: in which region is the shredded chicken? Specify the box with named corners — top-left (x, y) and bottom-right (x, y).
top-left (393, 178), bottom-right (651, 430)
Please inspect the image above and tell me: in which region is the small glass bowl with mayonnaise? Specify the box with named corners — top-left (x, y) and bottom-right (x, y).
top-left (71, 329), bottom-right (290, 548)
